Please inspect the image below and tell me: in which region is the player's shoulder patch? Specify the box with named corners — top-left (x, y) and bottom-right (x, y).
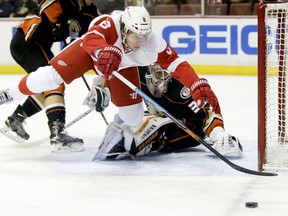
top-left (180, 86), bottom-right (191, 99)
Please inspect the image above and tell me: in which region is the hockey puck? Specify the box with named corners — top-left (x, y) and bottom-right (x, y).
top-left (245, 202), bottom-right (258, 208)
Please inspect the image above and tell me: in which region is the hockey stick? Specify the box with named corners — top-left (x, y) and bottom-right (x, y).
top-left (65, 107), bottom-right (95, 129)
top-left (112, 71), bottom-right (277, 177)
top-left (81, 75), bottom-right (108, 125)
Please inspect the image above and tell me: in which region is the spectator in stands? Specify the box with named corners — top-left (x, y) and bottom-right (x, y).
top-left (0, 0), bottom-right (12, 17)
top-left (9, 0), bottom-right (38, 17)
top-left (172, 0), bottom-right (186, 4)
top-left (229, 0), bottom-right (250, 2)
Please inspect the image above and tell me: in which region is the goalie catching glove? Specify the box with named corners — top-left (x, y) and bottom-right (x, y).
top-left (190, 78), bottom-right (221, 114)
top-left (96, 46), bottom-right (122, 79)
top-left (83, 76), bottom-right (110, 112)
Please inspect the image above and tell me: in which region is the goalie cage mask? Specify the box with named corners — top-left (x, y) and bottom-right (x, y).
top-left (145, 63), bottom-right (172, 98)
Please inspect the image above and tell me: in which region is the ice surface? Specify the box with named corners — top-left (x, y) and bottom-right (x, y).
top-left (0, 74), bottom-right (287, 216)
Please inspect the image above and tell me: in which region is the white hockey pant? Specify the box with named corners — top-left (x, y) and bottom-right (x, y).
top-left (118, 102), bottom-right (144, 126)
top-left (9, 65), bottom-right (64, 100)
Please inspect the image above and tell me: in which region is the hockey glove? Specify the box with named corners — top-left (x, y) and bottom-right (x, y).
top-left (83, 77), bottom-right (110, 112)
top-left (190, 78), bottom-right (221, 114)
top-left (97, 46), bottom-right (122, 79)
top-left (52, 16), bottom-right (70, 41)
top-left (52, 17), bottom-right (81, 41)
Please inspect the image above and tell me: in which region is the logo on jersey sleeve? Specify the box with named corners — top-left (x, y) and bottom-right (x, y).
top-left (166, 46), bottom-right (172, 55)
top-left (180, 86), bottom-right (201, 113)
top-left (180, 86), bottom-right (191, 99)
top-left (57, 60), bottom-right (68, 66)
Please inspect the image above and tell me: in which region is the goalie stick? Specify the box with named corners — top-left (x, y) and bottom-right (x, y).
top-left (112, 71), bottom-right (277, 177)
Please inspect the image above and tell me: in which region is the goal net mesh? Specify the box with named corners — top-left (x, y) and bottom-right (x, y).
top-left (262, 2), bottom-right (288, 171)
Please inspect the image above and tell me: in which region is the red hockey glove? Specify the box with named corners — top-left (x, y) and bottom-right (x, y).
top-left (97, 46), bottom-right (122, 79)
top-left (190, 78), bottom-right (221, 114)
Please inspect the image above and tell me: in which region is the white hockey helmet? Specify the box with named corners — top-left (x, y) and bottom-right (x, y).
top-left (121, 6), bottom-right (152, 35)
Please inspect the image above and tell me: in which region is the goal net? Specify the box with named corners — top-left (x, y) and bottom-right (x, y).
top-left (258, 1), bottom-right (288, 172)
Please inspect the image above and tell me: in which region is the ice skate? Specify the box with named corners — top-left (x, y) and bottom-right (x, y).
top-left (49, 121), bottom-right (84, 153)
top-left (0, 105), bottom-right (29, 142)
top-left (0, 89), bottom-right (13, 105)
top-left (212, 133), bottom-right (243, 157)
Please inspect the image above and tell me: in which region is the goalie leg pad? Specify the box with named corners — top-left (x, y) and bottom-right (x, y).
top-left (93, 115), bottom-right (176, 160)
top-left (93, 117), bottom-right (126, 161)
top-left (156, 124), bottom-right (201, 152)
top-left (122, 116), bottom-right (174, 157)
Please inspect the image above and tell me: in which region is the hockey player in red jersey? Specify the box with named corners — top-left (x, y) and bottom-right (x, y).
top-left (0, 6), bottom-right (241, 156)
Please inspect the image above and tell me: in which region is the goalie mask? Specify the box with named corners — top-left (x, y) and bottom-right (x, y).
top-left (145, 63), bottom-right (172, 98)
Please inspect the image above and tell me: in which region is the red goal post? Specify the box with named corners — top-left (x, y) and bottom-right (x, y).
top-left (258, 1), bottom-right (288, 172)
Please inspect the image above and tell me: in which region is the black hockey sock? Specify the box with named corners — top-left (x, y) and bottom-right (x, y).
top-left (46, 108), bottom-right (66, 124)
top-left (21, 96), bottom-right (43, 117)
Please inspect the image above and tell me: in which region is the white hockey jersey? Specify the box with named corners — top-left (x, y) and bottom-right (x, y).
top-left (82, 10), bottom-right (199, 88)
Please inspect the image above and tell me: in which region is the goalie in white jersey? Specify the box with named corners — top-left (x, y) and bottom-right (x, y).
top-left (0, 6), bottom-right (241, 157)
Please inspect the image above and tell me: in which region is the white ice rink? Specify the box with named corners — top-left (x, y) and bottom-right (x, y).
top-left (0, 74), bottom-right (287, 216)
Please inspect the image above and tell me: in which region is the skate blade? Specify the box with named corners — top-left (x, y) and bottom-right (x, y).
top-left (0, 125), bottom-right (26, 143)
top-left (51, 143), bottom-right (85, 153)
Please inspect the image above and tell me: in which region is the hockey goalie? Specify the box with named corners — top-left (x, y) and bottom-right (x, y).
top-left (84, 63), bottom-right (243, 161)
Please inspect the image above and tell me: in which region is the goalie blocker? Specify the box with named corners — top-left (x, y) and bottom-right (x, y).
top-left (93, 114), bottom-right (201, 160)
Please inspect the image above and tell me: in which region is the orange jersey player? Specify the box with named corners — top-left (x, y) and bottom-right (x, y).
top-left (1, 0), bottom-right (98, 152)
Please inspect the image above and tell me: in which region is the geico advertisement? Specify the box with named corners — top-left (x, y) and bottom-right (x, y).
top-left (152, 17), bottom-right (257, 66)
top-left (0, 17), bottom-right (257, 73)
